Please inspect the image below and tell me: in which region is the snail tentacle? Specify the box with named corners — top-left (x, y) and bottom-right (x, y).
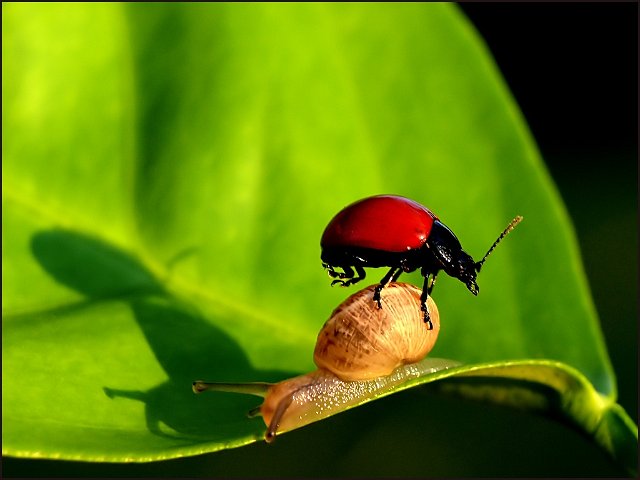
top-left (192, 381), bottom-right (272, 398)
top-left (265, 389), bottom-right (297, 443)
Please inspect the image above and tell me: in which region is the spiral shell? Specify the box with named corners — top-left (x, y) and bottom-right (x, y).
top-left (314, 282), bottom-right (440, 381)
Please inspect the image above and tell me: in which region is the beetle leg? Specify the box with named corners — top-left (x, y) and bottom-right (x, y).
top-left (373, 266), bottom-right (403, 309)
top-left (323, 264), bottom-right (340, 278)
top-left (323, 263), bottom-right (341, 279)
top-left (327, 265), bottom-right (355, 286)
top-left (324, 264), bottom-right (367, 287)
top-left (391, 267), bottom-right (403, 282)
top-left (427, 272), bottom-right (438, 295)
top-left (420, 274), bottom-right (436, 330)
top-left (323, 263), bottom-right (336, 277)
top-left (325, 265), bottom-right (362, 287)
top-left (341, 265), bottom-right (366, 287)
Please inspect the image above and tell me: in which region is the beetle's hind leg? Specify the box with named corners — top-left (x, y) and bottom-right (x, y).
top-left (330, 266), bottom-right (353, 286)
top-left (342, 265), bottom-right (366, 287)
top-left (324, 264), bottom-right (352, 286)
top-left (373, 266), bottom-right (403, 309)
top-left (324, 265), bottom-right (365, 287)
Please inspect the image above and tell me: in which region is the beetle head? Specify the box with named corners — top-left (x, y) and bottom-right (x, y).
top-left (454, 251), bottom-right (479, 296)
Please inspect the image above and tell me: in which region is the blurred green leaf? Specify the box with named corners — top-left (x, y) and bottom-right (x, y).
top-left (2, 2), bottom-right (635, 474)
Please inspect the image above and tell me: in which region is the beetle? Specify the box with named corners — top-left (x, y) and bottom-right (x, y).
top-left (320, 194), bottom-right (522, 329)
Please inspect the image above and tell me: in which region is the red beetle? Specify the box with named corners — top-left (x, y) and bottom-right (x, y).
top-left (320, 195), bottom-right (522, 329)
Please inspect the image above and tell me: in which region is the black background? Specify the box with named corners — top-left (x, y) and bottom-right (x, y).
top-left (460, 1), bottom-right (637, 424)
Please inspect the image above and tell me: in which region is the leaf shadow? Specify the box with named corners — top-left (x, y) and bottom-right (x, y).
top-left (31, 229), bottom-right (293, 441)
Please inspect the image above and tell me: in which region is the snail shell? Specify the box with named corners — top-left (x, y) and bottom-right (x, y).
top-left (193, 282), bottom-right (451, 442)
top-left (314, 282), bottom-right (439, 381)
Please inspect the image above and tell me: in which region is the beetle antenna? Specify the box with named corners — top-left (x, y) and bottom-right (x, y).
top-left (476, 216), bottom-right (523, 270)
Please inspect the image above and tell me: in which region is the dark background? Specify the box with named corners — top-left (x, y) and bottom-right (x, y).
top-left (460, 2), bottom-right (637, 424)
top-left (3, 3), bottom-right (637, 477)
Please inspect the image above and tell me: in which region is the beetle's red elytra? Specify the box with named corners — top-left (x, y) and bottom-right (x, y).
top-left (321, 196), bottom-right (437, 252)
top-left (320, 194), bottom-right (523, 328)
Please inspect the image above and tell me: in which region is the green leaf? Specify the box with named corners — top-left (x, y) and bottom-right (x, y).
top-left (2, 2), bottom-right (636, 475)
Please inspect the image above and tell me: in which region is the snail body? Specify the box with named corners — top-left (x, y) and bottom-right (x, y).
top-left (193, 283), bottom-right (454, 442)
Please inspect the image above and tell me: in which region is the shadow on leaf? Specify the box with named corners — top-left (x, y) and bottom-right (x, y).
top-left (31, 229), bottom-right (293, 441)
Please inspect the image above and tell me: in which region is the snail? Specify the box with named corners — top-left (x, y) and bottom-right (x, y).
top-left (193, 282), bottom-right (458, 442)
